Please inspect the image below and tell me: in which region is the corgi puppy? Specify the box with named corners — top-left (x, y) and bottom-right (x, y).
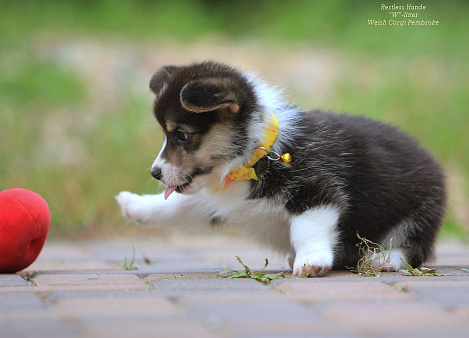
top-left (116, 61), bottom-right (446, 277)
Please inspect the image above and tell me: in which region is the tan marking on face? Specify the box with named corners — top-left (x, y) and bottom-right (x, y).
top-left (162, 122), bottom-right (236, 187)
top-left (194, 124), bottom-right (235, 163)
top-left (165, 120), bottom-right (178, 132)
top-left (165, 120), bottom-right (198, 134)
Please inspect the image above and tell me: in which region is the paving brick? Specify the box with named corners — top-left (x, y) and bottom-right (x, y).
top-left (146, 272), bottom-right (217, 280)
top-left (433, 256), bottom-right (469, 266)
top-left (276, 281), bottom-right (410, 301)
top-left (423, 266), bottom-right (469, 277)
top-left (199, 250), bottom-right (289, 271)
top-left (0, 274), bottom-right (30, 287)
top-left (0, 293), bottom-right (46, 310)
top-left (25, 261), bottom-right (120, 272)
top-left (178, 292), bottom-right (353, 336)
top-left (322, 303), bottom-right (466, 335)
top-left (131, 263), bottom-right (222, 274)
top-left (453, 306), bottom-right (469, 319)
top-left (393, 280), bottom-right (469, 306)
top-left (86, 240), bottom-right (195, 262)
top-left (82, 318), bottom-right (215, 338)
top-left (230, 324), bottom-right (354, 338)
top-left (46, 290), bottom-right (152, 302)
top-left (175, 290), bottom-right (286, 303)
top-left (171, 235), bottom-right (256, 250)
top-left (34, 243), bottom-right (89, 259)
top-left (87, 239), bottom-right (225, 274)
top-left (0, 313), bottom-right (82, 338)
top-left (32, 273), bottom-right (151, 291)
top-left (434, 241), bottom-right (469, 257)
top-left (393, 280), bottom-right (469, 288)
top-left (51, 294), bottom-right (182, 319)
top-left (183, 298), bottom-right (322, 330)
top-left (148, 276), bottom-right (268, 293)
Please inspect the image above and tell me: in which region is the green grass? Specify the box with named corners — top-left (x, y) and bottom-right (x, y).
top-left (219, 256), bottom-right (285, 285)
top-left (122, 246), bottom-right (138, 271)
top-left (1, 0), bottom-right (468, 60)
top-left (0, 0), bottom-right (467, 237)
top-left (440, 218), bottom-right (469, 240)
top-left (399, 259), bottom-right (440, 276)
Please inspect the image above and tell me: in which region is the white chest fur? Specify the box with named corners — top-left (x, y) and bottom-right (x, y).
top-left (200, 181), bottom-right (293, 254)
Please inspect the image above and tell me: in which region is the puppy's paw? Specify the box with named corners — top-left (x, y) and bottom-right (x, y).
top-left (115, 191), bottom-right (152, 223)
top-left (369, 248), bottom-right (406, 272)
top-left (381, 262), bottom-right (398, 272)
top-left (292, 255), bottom-right (332, 278)
top-left (380, 255), bottom-right (400, 272)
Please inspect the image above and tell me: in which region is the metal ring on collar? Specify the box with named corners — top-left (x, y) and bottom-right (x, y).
top-left (257, 146), bottom-right (281, 161)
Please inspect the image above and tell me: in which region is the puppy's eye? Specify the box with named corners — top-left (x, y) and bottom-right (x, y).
top-left (176, 130), bottom-right (188, 142)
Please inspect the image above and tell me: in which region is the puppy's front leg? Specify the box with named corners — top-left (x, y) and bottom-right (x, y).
top-left (116, 191), bottom-right (211, 229)
top-left (290, 205), bottom-right (340, 277)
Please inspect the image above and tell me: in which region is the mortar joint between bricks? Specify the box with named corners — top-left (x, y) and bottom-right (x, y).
top-left (19, 271), bottom-right (38, 285)
top-left (144, 278), bottom-right (157, 289)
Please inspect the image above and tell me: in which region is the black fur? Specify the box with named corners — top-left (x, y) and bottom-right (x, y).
top-left (251, 111), bottom-right (446, 268)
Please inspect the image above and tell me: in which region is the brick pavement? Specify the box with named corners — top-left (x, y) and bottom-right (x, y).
top-left (1, 235), bottom-right (469, 337)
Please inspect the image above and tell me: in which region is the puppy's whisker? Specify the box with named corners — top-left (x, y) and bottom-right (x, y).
top-left (145, 177), bottom-right (154, 189)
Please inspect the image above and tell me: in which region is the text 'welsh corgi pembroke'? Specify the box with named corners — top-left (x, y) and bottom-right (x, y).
top-left (116, 61), bottom-right (446, 277)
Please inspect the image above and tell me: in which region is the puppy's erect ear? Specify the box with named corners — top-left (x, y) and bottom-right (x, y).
top-left (180, 78), bottom-right (240, 113)
top-left (149, 65), bottom-right (178, 96)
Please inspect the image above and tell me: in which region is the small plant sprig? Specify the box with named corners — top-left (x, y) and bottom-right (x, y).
top-left (347, 233), bottom-right (392, 277)
top-left (399, 258), bottom-right (440, 276)
top-left (218, 256), bottom-right (285, 285)
top-left (300, 264), bottom-right (310, 278)
top-left (122, 245), bottom-right (138, 271)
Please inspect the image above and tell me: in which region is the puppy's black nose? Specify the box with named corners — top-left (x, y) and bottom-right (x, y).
top-left (151, 168), bottom-right (162, 180)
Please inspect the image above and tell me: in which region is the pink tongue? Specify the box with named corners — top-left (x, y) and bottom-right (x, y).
top-left (164, 186), bottom-right (177, 200)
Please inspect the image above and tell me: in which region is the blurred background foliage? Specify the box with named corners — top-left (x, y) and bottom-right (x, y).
top-left (1, 0), bottom-right (468, 239)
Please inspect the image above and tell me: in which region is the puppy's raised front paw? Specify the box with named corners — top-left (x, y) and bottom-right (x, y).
top-left (115, 191), bottom-right (150, 223)
top-left (293, 255), bottom-right (331, 278)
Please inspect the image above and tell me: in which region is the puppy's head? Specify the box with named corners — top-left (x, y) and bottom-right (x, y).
top-left (149, 61), bottom-right (258, 198)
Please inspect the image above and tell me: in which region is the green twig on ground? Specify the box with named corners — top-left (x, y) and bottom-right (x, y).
top-left (399, 258), bottom-right (440, 276)
top-left (218, 256), bottom-right (285, 285)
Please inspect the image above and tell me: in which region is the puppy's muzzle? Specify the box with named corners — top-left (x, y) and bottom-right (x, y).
top-left (151, 167), bottom-right (162, 180)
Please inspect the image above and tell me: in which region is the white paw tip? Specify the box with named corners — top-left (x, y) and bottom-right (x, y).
top-left (293, 264), bottom-right (331, 278)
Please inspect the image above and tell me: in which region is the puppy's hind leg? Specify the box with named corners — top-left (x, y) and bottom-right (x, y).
top-left (382, 211), bottom-right (443, 271)
top-left (290, 205), bottom-right (341, 277)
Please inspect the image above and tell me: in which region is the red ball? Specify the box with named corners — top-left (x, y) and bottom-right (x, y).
top-left (0, 188), bottom-right (50, 273)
